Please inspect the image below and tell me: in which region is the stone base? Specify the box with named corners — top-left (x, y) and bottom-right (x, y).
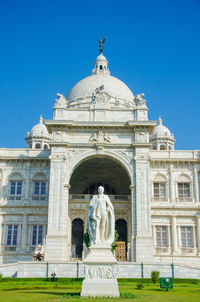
top-left (81, 279), bottom-right (119, 297)
top-left (135, 235), bottom-right (154, 263)
top-left (44, 235), bottom-right (69, 262)
top-left (84, 243), bottom-right (117, 263)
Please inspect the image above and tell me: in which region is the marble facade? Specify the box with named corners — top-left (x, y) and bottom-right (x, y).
top-left (0, 49), bottom-right (200, 270)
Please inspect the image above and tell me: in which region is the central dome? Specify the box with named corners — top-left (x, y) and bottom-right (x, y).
top-left (67, 53), bottom-right (135, 109)
top-left (67, 74), bottom-right (134, 101)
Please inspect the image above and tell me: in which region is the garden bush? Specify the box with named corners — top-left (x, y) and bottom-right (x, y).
top-left (151, 270), bottom-right (160, 284)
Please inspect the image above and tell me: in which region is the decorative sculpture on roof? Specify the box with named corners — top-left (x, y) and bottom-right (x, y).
top-left (97, 37), bottom-right (106, 54)
top-left (55, 93), bottom-right (67, 108)
top-left (134, 93), bottom-right (146, 106)
top-left (92, 85), bottom-right (110, 104)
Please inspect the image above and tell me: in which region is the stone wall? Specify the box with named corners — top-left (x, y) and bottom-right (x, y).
top-left (0, 261), bottom-right (200, 279)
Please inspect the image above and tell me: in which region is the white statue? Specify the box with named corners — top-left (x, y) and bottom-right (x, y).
top-left (87, 186), bottom-right (115, 246)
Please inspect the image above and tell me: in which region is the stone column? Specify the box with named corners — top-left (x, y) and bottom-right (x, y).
top-left (169, 164), bottom-right (175, 203)
top-left (134, 148), bottom-right (153, 263)
top-left (171, 216), bottom-right (178, 254)
top-left (45, 149), bottom-right (69, 262)
top-left (21, 214), bottom-right (28, 250)
top-left (193, 169), bottom-right (199, 203)
top-left (25, 162), bottom-right (31, 200)
top-left (196, 216), bottom-right (200, 255)
top-left (0, 215), bottom-right (3, 254)
top-left (130, 184), bottom-right (136, 262)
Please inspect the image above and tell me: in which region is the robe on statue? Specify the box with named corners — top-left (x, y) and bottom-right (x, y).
top-left (87, 193), bottom-right (115, 246)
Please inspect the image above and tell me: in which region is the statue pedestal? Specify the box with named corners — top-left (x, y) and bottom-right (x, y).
top-left (81, 244), bottom-right (119, 297)
top-left (84, 243), bottom-right (117, 263)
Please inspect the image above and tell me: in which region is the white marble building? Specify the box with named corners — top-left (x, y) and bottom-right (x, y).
top-left (0, 48), bottom-right (200, 268)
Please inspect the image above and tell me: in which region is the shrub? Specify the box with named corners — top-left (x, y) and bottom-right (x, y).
top-left (0, 273), bottom-right (3, 282)
top-left (50, 272), bottom-right (57, 282)
top-left (151, 270), bottom-right (160, 284)
top-left (83, 229), bottom-right (91, 248)
top-left (111, 230), bottom-right (119, 251)
top-left (136, 282), bottom-right (144, 290)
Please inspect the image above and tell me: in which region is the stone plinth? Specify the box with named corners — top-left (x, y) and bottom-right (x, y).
top-left (81, 245), bottom-right (119, 297)
top-left (84, 244), bottom-right (117, 263)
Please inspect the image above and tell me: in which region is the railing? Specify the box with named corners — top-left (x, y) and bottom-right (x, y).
top-left (32, 196), bottom-right (46, 201)
top-left (152, 196), bottom-right (168, 202)
top-left (176, 197), bottom-right (193, 202)
top-left (69, 194), bottom-right (130, 201)
top-left (8, 195), bottom-right (22, 200)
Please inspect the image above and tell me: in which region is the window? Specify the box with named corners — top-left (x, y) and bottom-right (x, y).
top-left (44, 144), bottom-right (48, 149)
top-left (9, 181), bottom-right (22, 200)
top-left (156, 226), bottom-right (168, 247)
top-left (154, 183), bottom-right (166, 198)
top-left (6, 225), bottom-right (18, 246)
top-left (32, 225), bottom-right (44, 246)
top-left (35, 143), bottom-right (41, 149)
top-left (160, 145), bottom-right (166, 150)
top-left (181, 226), bottom-right (193, 248)
top-left (33, 182), bottom-right (46, 200)
top-left (178, 183), bottom-right (190, 198)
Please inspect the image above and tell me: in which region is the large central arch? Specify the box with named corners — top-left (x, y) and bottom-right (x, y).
top-left (69, 156), bottom-right (131, 194)
top-left (68, 154), bottom-right (132, 261)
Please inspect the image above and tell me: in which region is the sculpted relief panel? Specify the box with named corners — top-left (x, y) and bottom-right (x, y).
top-left (135, 132), bottom-right (149, 144)
top-left (89, 131), bottom-right (110, 143)
top-left (85, 265), bottom-right (117, 280)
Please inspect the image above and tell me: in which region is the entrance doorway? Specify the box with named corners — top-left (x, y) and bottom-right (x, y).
top-left (71, 218), bottom-right (84, 259)
top-left (115, 219), bottom-right (127, 260)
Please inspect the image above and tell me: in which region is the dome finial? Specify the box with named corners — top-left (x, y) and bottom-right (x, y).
top-left (158, 117), bottom-right (162, 125)
top-left (39, 115), bottom-right (43, 124)
top-left (97, 36), bottom-right (106, 54)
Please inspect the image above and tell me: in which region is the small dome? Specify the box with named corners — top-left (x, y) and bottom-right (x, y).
top-left (151, 117), bottom-right (172, 138)
top-left (30, 116), bottom-right (49, 137)
top-left (95, 54), bottom-right (108, 63)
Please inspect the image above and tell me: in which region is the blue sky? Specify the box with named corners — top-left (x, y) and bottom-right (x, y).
top-left (0, 0), bottom-right (199, 149)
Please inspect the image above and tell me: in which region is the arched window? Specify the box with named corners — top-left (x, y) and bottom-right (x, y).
top-left (100, 65), bottom-right (103, 70)
top-left (35, 143), bottom-right (41, 149)
top-left (44, 144), bottom-right (49, 149)
top-left (8, 172), bottom-right (23, 201)
top-left (32, 172), bottom-right (48, 200)
top-left (160, 145), bottom-right (166, 150)
top-left (71, 218), bottom-right (84, 259)
top-left (115, 219), bottom-right (127, 261)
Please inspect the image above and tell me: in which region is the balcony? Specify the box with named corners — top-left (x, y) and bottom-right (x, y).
top-left (69, 194), bottom-right (130, 202)
top-left (177, 197), bottom-right (193, 203)
top-left (152, 196), bottom-right (168, 202)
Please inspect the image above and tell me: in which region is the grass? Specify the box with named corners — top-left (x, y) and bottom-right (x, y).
top-left (0, 278), bottom-right (199, 302)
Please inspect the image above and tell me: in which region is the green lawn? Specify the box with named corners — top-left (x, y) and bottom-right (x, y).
top-left (0, 279), bottom-right (200, 302)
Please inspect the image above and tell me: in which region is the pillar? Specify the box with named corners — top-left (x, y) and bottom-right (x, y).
top-left (169, 164), bottom-right (175, 203)
top-left (130, 184), bottom-right (136, 262)
top-left (193, 168), bottom-right (199, 203)
top-left (196, 216), bottom-right (200, 255)
top-left (21, 214), bottom-right (27, 250)
top-left (44, 149), bottom-right (69, 262)
top-left (134, 148), bottom-right (154, 263)
top-left (171, 216), bottom-right (177, 254)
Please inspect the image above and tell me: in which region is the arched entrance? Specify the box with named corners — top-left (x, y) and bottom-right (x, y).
top-left (69, 156), bottom-right (130, 195)
top-left (71, 218), bottom-right (84, 259)
top-left (69, 155), bottom-right (131, 260)
top-left (115, 219), bottom-right (128, 261)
